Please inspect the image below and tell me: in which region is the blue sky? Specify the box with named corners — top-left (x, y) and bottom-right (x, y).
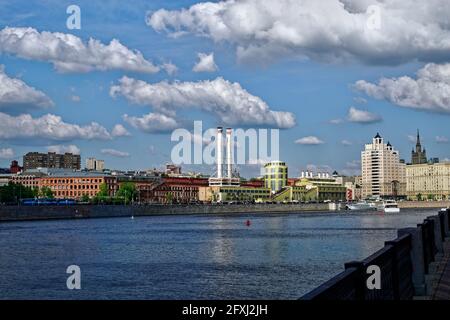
top-left (1, 0), bottom-right (450, 178)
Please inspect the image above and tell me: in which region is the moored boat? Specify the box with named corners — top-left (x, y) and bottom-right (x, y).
top-left (378, 200), bottom-right (400, 213)
top-left (346, 201), bottom-right (376, 211)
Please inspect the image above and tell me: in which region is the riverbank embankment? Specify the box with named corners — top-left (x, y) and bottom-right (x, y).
top-left (398, 201), bottom-right (450, 209)
top-left (0, 202), bottom-right (333, 222)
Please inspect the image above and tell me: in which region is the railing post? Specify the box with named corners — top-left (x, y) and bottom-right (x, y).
top-left (398, 227), bottom-right (426, 296)
top-left (443, 209), bottom-right (450, 237)
top-left (439, 211), bottom-right (447, 240)
top-left (423, 219), bottom-right (436, 263)
top-left (344, 261), bottom-right (365, 300)
top-left (427, 216), bottom-right (443, 256)
top-left (385, 240), bottom-right (400, 299)
top-left (448, 209), bottom-right (450, 233)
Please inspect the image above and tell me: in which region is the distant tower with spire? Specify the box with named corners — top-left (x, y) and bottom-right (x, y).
top-left (411, 129), bottom-right (427, 164)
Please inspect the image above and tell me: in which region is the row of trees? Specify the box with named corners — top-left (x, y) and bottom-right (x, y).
top-left (0, 183), bottom-right (54, 204)
top-left (0, 182), bottom-right (138, 205)
top-left (416, 193), bottom-right (448, 201)
top-left (85, 182), bottom-right (138, 205)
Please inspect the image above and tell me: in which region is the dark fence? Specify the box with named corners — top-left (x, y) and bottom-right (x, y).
top-left (439, 211), bottom-right (446, 241)
top-left (301, 208), bottom-right (450, 300)
top-left (420, 219), bottom-right (436, 273)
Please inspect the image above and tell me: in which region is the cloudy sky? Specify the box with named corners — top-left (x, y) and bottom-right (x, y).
top-left (1, 0), bottom-right (450, 177)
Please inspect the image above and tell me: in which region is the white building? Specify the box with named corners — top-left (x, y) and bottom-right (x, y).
top-left (86, 158), bottom-right (105, 171)
top-left (361, 133), bottom-right (406, 198)
top-left (406, 162), bottom-right (450, 200)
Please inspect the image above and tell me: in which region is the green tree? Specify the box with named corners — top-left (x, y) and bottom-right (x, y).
top-left (117, 182), bottom-right (137, 204)
top-left (92, 183), bottom-right (109, 204)
top-left (0, 183), bottom-right (37, 204)
top-left (165, 192), bottom-right (174, 204)
top-left (98, 183), bottom-right (109, 197)
top-left (40, 186), bottom-right (54, 199)
top-left (80, 194), bottom-right (90, 202)
top-left (417, 193), bottom-right (422, 201)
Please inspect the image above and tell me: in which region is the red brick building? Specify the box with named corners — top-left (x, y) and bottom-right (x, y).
top-left (146, 177), bottom-right (209, 204)
top-left (38, 173), bottom-right (117, 199)
top-left (10, 160), bottom-right (22, 174)
top-left (241, 180), bottom-right (264, 188)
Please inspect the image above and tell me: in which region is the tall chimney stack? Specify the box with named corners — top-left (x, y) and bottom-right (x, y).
top-left (216, 127), bottom-right (223, 178)
top-left (226, 128), bottom-right (232, 178)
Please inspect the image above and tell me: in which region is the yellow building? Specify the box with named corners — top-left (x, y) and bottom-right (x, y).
top-left (199, 186), bottom-right (271, 203)
top-left (271, 185), bottom-right (318, 202)
top-left (199, 178), bottom-right (344, 203)
top-left (406, 162), bottom-right (450, 200)
top-left (264, 161), bottom-right (288, 193)
top-left (295, 177), bottom-right (347, 202)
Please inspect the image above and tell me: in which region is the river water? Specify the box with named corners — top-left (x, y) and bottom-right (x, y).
top-left (0, 208), bottom-right (439, 299)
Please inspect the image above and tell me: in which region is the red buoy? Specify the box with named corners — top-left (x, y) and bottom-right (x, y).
top-left (245, 220), bottom-right (251, 227)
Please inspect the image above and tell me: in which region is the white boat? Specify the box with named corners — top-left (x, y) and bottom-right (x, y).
top-left (378, 200), bottom-right (400, 213)
top-left (346, 201), bottom-right (376, 211)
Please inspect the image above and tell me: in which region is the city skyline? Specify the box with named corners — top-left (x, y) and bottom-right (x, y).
top-left (2, 129), bottom-right (445, 178)
top-left (1, 0), bottom-right (450, 178)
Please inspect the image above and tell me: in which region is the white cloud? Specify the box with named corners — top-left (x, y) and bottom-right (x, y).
top-left (70, 95), bottom-right (81, 102)
top-left (329, 118), bottom-right (343, 124)
top-left (147, 0), bottom-right (450, 65)
top-left (436, 136), bottom-right (449, 143)
top-left (0, 148), bottom-right (14, 159)
top-left (123, 113), bottom-right (180, 134)
top-left (305, 164), bottom-right (333, 174)
top-left (101, 148), bottom-right (130, 157)
top-left (111, 124), bottom-right (131, 137)
top-left (347, 107), bottom-right (382, 123)
top-left (0, 112), bottom-right (111, 141)
top-left (407, 135), bottom-right (416, 143)
top-left (47, 145), bottom-right (80, 154)
top-left (111, 76), bottom-right (295, 128)
top-left (0, 27), bottom-right (161, 73)
top-left (295, 136), bottom-right (324, 145)
top-left (355, 63), bottom-right (450, 113)
top-left (149, 145), bottom-right (157, 156)
top-left (0, 65), bottom-right (53, 111)
top-left (346, 160), bottom-right (361, 168)
top-left (341, 140), bottom-right (352, 146)
top-left (339, 160), bottom-right (362, 176)
top-left (340, 168), bottom-right (361, 176)
top-left (161, 62), bottom-right (178, 76)
top-left (353, 97), bottom-right (367, 104)
top-left (193, 52), bottom-right (218, 72)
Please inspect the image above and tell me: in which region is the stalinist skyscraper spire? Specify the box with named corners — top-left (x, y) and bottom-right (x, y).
top-left (411, 129), bottom-right (427, 164)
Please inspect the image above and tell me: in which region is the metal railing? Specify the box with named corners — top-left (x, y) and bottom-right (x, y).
top-left (301, 208), bottom-right (450, 300)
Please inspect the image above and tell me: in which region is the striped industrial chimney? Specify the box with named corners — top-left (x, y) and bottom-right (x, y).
top-left (226, 128), bottom-right (232, 179)
top-left (216, 127), bottom-right (223, 178)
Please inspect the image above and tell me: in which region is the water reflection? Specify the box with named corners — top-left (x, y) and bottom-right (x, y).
top-left (210, 217), bottom-right (235, 264)
top-left (0, 208), bottom-right (438, 299)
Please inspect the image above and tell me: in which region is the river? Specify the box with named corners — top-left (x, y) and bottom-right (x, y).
top-left (0, 208), bottom-right (439, 299)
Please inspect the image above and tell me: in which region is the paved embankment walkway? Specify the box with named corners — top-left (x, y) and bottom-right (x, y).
top-left (399, 201), bottom-right (450, 209)
top-left (432, 240), bottom-right (450, 299)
